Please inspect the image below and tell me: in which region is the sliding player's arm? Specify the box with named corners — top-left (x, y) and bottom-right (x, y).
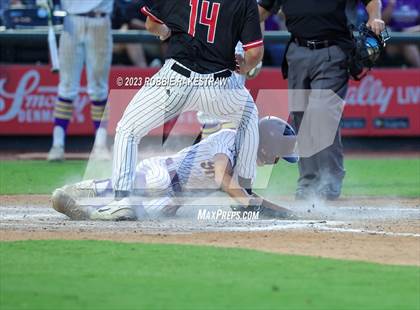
top-left (214, 153), bottom-right (292, 216)
top-left (213, 154), bottom-right (259, 207)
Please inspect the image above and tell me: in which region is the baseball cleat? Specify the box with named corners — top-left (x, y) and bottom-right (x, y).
top-left (51, 188), bottom-right (90, 220)
top-left (318, 184), bottom-right (342, 201)
top-left (47, 146), bottom-right (65, 161)
top-left (60, 180), bottom-right (98, 200)
top-left (90, 198), bottom-right (136, 221)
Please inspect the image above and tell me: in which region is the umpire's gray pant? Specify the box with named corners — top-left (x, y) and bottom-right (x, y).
top-left (286, 42), bottom-right (348, 197)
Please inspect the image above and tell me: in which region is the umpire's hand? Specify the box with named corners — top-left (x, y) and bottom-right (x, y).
top-left (367, 18), bottom-right (385, 36)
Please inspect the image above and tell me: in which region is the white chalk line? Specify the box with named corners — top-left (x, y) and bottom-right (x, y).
top-left (218, 221), bottom-right (420, 237)
top-left (1, 206), bottom-right (419, 237)
top-left (315, 226), bottom-right (420, 238)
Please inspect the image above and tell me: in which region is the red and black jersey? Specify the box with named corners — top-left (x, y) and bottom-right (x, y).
top-left (142, 0), bottom-right (263, 74)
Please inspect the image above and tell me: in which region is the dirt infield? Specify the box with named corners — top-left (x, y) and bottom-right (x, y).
top-left (1, 195), bottom-right (419, 266)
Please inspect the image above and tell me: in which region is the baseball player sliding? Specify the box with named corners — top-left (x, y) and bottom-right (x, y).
top-left (52, 117), bottom-right (298, 221)
top-left (47, 0), bottom-right (114, 161)
top-left (108, 0), bottom-right (265, 217)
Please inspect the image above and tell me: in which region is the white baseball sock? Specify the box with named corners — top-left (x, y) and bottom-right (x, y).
top-left (52, 126), bottom-right (65, 148)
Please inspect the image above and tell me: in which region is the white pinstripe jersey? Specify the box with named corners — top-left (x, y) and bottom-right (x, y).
top-left (61, 0), bottom-right (114, 14)
top-left (166, 129), bottom-right (249, 190)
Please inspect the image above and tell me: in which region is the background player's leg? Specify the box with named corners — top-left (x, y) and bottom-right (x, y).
top-left (90, 99), bottom-right (109, 156)
top-left (85, 16), bottom-right (113, 158)
top-left (112, 62), bottom-right (192, 196)
top-left (48, 15), bottom-right (85, 161)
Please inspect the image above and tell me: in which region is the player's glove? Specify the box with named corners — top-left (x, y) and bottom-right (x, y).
top-left (231, 196), bottom-right (295, 219)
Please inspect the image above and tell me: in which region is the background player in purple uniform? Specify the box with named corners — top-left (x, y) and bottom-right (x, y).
top-left (47, 0), bottom-right (114, 161)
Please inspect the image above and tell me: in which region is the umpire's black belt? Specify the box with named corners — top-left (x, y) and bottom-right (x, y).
top-left (75, 12), bottom-right (108, 18)
top-left (294, 37), bottom-right (336, 50)
top-left (171, 63), bottom-right (232, 80)
top-left (165, 158), bottom-right (182, 193)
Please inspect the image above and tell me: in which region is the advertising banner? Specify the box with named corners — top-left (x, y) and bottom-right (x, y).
top-left (1, 65), bottom-right (419, 136)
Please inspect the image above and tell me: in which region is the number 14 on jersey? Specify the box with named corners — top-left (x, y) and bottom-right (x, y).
top-left (188, 0), bottom-right (220, 43)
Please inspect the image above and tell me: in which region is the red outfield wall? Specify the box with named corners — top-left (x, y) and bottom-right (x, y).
top-left (0, 65), bottom-right (419, 136)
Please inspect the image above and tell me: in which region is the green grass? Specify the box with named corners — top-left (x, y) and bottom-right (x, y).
top-left (1, 240), bottom-right (419, 310)
top-left (261, 157), bottom-right (420, 198)
top-left (0, 158), bottom-right (419, 197)
top-left (0, 160), bottom-right (87, 195)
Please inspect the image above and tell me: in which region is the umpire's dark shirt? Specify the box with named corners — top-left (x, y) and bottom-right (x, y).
top-left (258, 0), bottom-right (372, 48)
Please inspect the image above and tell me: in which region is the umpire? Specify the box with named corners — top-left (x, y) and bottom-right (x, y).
top-left (258, 0), bottom-right (385, 200)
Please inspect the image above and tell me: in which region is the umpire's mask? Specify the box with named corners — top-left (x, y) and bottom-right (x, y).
top-left (350, 23), bottom-right (390, 80)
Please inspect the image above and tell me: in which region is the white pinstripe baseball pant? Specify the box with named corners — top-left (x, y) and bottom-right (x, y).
top-left (58, 14), bottom-right (112, 101)
top-left (112, 59), bottom-right (259, 193)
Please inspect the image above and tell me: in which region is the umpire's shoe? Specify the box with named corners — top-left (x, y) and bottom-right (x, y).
top-left (90, 198), bottom-right (136, 221)
top-left (51, 188), bottom-right (91, 220)
top-left (295, 186), bottom-right (317, 201)
top-left (318, 183), bottom-right (342, 201)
